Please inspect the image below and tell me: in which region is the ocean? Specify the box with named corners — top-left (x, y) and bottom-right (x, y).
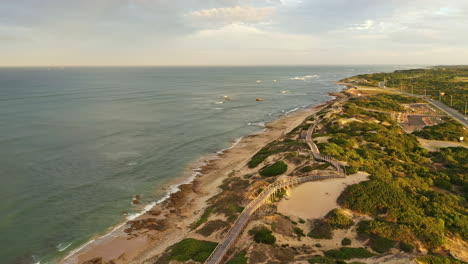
top-left (0, 65), bottom-right (419, 264)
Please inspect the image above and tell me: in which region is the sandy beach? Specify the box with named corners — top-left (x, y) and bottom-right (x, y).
top-left (62, 100), bottom-right (334, 264)
top-left (277, 172), bottom-right (369, 219)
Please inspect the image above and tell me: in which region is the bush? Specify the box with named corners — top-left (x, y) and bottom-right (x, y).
top-left (308, 219), bottom-right (333, 239)
top-left (369, 235), bottom-right (395, 253)
top-left (300, 165), bottom-right (313, 173)
top-left (341, 238), bottom-right (352, 246)
top-left (227, 250), bottom-right (248, 264)
top-left (325, 209), bottom-right (354, 229)
top-left (249, 227), bottom-right (276, 244)
top-left (259, 161), bottom-right (288, 177)
top-left (168, 238), bottom-right (217, 262)
top-left (294, 227), bottom-right (305, 238)
top-left (399, 241), bottom-right (414, 253)
top-left (308, 256), bottom-right (335, 264)
top-left (324, 247), bottom-right (374, 260)
top-left (416, 254), bottom-right (465, 264)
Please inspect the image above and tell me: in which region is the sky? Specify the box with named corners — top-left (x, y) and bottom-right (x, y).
top-left (1, 0), bottom-right (468, 66)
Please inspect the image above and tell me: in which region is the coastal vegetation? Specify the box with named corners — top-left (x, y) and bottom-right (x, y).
top-left (248, 139), bottom-right (308, 168)
top-left (323, 247), bottom-right (375, 260)
top-left (226, 250), bottom-right (248, 264)
top-left (341, 67), bottom-right (468, 114)
top-left (312, 95), bottom-right (467, 253)
top-left (157, 87), bottom-right (466, 264)
top-left (413, 119), bottom-right (467, 141)
top-left (325, 209), bottom-right (354, 229)
top-left (259, 161), bottom-right (288, 177)
top-left (155, 238), bottom-right (217, 263)
top-left (249, 226), bottom-right (277, 244)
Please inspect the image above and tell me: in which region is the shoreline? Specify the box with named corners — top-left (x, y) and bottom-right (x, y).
top-left (61, 95), bottom-right (340, 264)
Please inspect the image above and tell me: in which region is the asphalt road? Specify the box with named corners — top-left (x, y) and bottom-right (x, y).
top-left (390, 89), bottom-right (467, 127)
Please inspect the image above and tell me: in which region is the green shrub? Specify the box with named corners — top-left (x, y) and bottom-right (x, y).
top-left (416, 254), bottom-right (465, 264)
top-left (249, 227), bottom-right (276, 244)
top-left (308, 256), bottom-right (335, 264)
top-left (259, 161), bottom-right (288, 177)
top-left (325, 209), bottom-right (354, 229)
top-left (324, 247), bottom-right (374, 260)
top-left (168, 238), bottom-right (217, 262)
top-left (294, 227), bottom-right (305, 238)
top-left (341, 238), bottom-right (352, 246)
top-left (308, 219), bottom-right (332, 239)
top-left (227, 250), bottom-right (248, 264)
top-left (301, 166), bottom-right (313, 173)
top-left (299, 218), bottom-right (306, 224)
top-left (399, 241), bottom-right (415, 253)
top-left (369, 235), bottom-right (396, 253)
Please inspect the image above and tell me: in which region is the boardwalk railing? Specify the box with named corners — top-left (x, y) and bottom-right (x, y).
top-left (205, 115), bottom-right (346, 264)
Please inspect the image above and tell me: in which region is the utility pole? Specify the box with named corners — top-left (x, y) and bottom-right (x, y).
top-left (424, 88), bottom-right (427, 97)
top-left (439, 90), bottom-right (441, 101)
top-left (411, 86), bottom-right (414, 95)
top-left (465, 101), bottom-right (467, 116)
top-left (450, 95), bottom-right (453, 106)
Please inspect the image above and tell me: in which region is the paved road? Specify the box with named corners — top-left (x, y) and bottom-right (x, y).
top-left (391, 90), bottom-right (467, 127)
top-left (205, 117), bottom-right (346, 264)
top-left (425, 99), bottom-right (468, 127)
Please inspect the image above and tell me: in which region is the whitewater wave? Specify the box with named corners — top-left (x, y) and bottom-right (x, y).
top-left (216, 137), bottom-right (243, 155)
top-left (247, 122), bottom-right (266, 127)
top-left (290, 75), bottom-right (320, 81)
top-left (57, 242), bottom-right (72, 252)
top-left (285, 107), bottom-right (300, 115)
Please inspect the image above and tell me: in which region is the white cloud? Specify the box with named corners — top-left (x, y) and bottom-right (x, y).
top-left (188, 6), bottom-right (274, 25)
top-left (349, 20), bottom-right (376, 31)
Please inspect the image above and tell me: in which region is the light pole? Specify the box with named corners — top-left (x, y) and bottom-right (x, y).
top-left (465, 101), bottom-right (467, 116)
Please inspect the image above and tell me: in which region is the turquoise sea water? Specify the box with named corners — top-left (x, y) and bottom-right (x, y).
top-left (0, 66), bottom-right (419, 263)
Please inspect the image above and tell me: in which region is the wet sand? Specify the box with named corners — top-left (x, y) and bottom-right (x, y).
top-left (277, 172), bottom-right (369, 219)
top-left (62, 101), bottom-right (332, 264)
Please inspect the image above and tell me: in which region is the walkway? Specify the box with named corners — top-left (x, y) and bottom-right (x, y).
top-left (205, 115), bottom-right (346, 264)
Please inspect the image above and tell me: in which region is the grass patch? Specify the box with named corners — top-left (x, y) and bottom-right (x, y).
top-left (324, 247), bottom-right (375, 260)
top-left (248, 140), bottom-right (308, 168)
top-left (191, 206), bottom-right (214, 229)
top-left (197, 220), bottom-right (230, 237)
top-left (259, 161), bottom-right (288, 177)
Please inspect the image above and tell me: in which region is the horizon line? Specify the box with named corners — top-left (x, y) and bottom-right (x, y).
top-left (0, 63), bottom-right (435, 68)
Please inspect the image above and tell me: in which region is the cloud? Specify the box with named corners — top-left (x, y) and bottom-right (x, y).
top-left (188, 6), bottom-right (274, 26)
top-left (349, 20), bottom-right (377, 31)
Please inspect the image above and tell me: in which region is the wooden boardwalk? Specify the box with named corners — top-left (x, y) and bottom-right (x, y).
top-left (205, 116), bottom-right (346, 264)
